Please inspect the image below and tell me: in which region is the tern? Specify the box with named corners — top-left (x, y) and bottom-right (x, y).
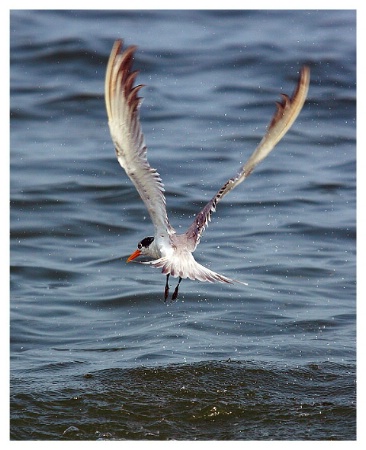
top-left (105, 40), bottom-right (310, 300)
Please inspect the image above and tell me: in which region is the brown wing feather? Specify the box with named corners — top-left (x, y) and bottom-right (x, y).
top-left (186, 66), bottom-right (310, 246)
top-left (105, 40), bottom-right (174, 236)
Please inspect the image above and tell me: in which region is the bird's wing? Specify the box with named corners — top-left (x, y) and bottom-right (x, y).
top-left (105, 40), bottom-right (175, 236)
top-left (186, 66), bottom-right (310, 247)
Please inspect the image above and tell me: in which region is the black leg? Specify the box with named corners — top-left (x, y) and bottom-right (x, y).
top-left (172, 277), bottom-right (182, 300)
top-left (164, 274), bottom-right (170, 301)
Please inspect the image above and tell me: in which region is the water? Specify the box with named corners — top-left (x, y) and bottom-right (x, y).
top-left (10, 10), bottom-right (356, 440)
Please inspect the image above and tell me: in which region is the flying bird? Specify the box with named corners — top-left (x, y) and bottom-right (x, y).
top-left (105, 39), bottom-right (310, 300)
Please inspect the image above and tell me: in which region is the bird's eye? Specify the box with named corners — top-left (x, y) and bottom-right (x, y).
top-left (138, 243), bottom-right (142, 249)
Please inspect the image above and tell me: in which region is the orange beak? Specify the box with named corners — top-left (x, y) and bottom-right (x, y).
top-left (126, 249), bottom-right (141, 262)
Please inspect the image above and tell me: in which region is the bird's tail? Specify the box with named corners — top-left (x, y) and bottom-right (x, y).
top-left (140, 256), bottom-right (248, 285)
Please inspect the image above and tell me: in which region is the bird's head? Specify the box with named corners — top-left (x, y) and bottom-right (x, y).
top-left (127, 236), bottom-right (155, 262)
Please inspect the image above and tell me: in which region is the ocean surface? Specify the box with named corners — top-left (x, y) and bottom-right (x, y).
top-left (10, 10), bottom-right (356, 440)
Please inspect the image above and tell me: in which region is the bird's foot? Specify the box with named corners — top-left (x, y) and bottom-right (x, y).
top-left (163, 275), bottom-right (182, 302)
top-left (171, 277), bottom-right (182, 301)
top-left (172, 285), bottom-right (179, 301)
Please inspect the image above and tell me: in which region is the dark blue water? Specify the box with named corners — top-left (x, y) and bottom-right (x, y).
top-left (10, 10), bottom-right (356, 440)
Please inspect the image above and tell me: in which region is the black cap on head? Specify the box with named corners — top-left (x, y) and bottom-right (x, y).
top-left (138, 236), bottom-right (154, 249)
